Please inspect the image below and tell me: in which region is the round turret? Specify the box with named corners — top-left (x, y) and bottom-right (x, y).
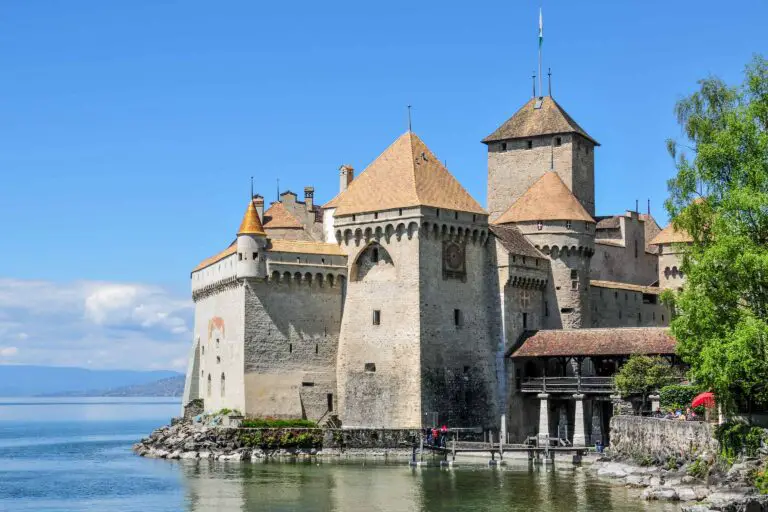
top-left (236, 200), bottom-right (268, 279)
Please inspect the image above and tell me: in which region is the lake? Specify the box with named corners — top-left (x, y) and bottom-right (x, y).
top-left (0, 398), bottom-right (678, 511)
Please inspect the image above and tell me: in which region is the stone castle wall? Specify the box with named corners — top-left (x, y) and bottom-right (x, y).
top-left (487, 133), bottom-right (594, 221)
top-left (589, 285), bottom-right (670, 328)
top-left (243, 275), bottom-right (344, 422)
top-left (591, 213), bottom-right (658, 286)
top-left (658, 244), bottom-right (686, 290)
top-left (610, 416), bottom-right (718, 462)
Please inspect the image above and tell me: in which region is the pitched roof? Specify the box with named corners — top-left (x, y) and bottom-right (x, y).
top-left (489, 224), bottom-right (545, 259)
top-left (237, 201), bottom-right (266, 236)
top-left (649, 223), bottom-right (693, 245)
top-left (493, 172), bottom-right (595, 224)
top-left (483, 96), bottom-right (599, 145)
top-left (267, 240), bottom-right (345, 256)
top-left (590, 280), bottom-right (662, 295)
top-left (192, 242), bottom-right (237, 272)
top-left (332, 132), bottom-right (486, 216)
top-left (263, 201), bottom-right (304, 229)
top-left (510, 328), bottom-right (676, 358)
top-left (595, 215), bottom-right (620, 230)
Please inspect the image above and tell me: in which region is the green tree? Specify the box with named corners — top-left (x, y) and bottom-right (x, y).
top-left (615, 355), bottom-right (680, 411)
top-left (663, 55), bottom-right (768, 412)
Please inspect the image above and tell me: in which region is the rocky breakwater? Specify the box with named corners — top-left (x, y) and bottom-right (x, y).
top-left (133, 420), bottom-right (324, 461)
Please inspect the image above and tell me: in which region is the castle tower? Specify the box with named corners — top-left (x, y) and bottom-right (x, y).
top-left (483, 96), bottom-right (599, 221)
top-left (236, 200), bottom-right (267, 279)
top-left (649, 223), bottom-right (692, 290)
top-left (331, 131), bottom-right (499, 429)
top-left (494, 172), bottom-right (595, 329)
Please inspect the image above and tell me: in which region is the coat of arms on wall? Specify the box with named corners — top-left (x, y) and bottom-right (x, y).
top-left (442, 241), bottom-right (466, 281)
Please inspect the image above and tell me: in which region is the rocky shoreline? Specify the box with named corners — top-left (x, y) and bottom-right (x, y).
top-left (589, 458), bottom-right (768, 511)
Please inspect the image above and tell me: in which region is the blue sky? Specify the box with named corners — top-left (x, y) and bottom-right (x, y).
top-left (1, 1), bottom-right (765, 369)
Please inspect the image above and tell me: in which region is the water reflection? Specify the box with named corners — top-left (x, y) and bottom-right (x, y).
top-left (177, 459), bottom-right (679, 512)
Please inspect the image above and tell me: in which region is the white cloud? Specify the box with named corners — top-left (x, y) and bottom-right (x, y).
top-left (0, 278), bottom-right (193, 370)
top-left (0, 346), bottom-right (18, 357)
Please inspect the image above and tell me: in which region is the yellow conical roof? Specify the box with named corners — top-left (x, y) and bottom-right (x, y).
top-left (237, 201), bottom-right (266, 236)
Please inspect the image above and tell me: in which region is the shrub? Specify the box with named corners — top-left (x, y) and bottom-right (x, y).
top-left (665, 455), bottom-right (679, 471)
top-left (660, 384), bottom-right (702, 412)
top-left (715, 421), bottom-right (766, 460)
top-left (687, 458), bottom-right (710, 479)
top-left (751, 470), bottom-right (768, 495)
top-left (237, 429), bottom-right (322, 449)
top-left (240, 418), bottom-right (318, 428)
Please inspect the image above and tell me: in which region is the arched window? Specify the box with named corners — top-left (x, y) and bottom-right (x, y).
top-left (220, 373), bottom-right (226, 397)
top-left (207, 374), bottom-right (212, 397)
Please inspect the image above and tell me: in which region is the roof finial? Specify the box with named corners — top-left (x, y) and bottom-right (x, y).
top-left (647, 199), bottom-right (651, 216)
top-left (407, 105), bottom-right (412, 132)
top-left (276, 178), bottom-right (280, 202)
top-left (250, 176), bottom-right (254, 200)
top-left (532, 71), bottom-right (537, 98)
top-left (538, 8), bottom-right (543, 99)
top-left (548, 68), bottom-right (552, 97)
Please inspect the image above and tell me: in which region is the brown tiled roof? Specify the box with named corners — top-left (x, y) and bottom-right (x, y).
top-left (192, 242), bottom-right (236, 272)
top-left (640, 213), bottom-right (662, 254)
top-left (510, 328), bottom-right (676, 358)
top-left (332, 132), bottom-right (486, 216)
top-left (237, 201), bottom-right (266, 236)
top-left (489, 224), bottom-right (545, 259)
top-left (323, 194), bottom-right (342, 209)
top-left (590, 280), bottom-right (662, 295)
top-left (493, 172), bottom-right (595, 224)
top-left (649, 223), bottom-right (693, 245)
top-left (263, 201), bottom-right (303, 229)
top-left (483, 96), bottom-right (599, 145)
top-left (596, 216), bottom-right (620, 229)
top-left (267, 240), bottom-right (345, 256)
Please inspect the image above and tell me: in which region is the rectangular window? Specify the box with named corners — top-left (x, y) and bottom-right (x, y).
top-left (374, 212), bottom-right (378, 219)
top-left (372, 310), bottom-right (381, 325)
top-left (302, 381), bottom-right (315, 387)
top-left (526, 140), bottom-right (533, 149)
top-left (544, 301), bottom-right (549, 317)
top-left (436, 208), bottom-right (440, 217)
top-left (570, 270), bottom-right (578, 279)
top-left (501, 142), bottom-right (507, 151)
top-left (566, 220), bottom-right (572, 229)
top-left (454, 211), bottom-right (458, 220)
top-left (238, 253), bottom-right (243, 261)
top-left (555, 136), bottom-right (562, 146)
top-left (327, 393), bottom-right (334, 411)
top-left (252, 252), bottom-right (258, 260)
top-left (289, 343), bottom-right (292, 353)
top-left (454, 309), bottom-right (462, 327)
top-left (365, 363), bottom-right (376, 373)
top-left (522, 312), bottom-right (528, 329)
top-left (560, 307), bottom-right (574, 314)
top-left (399, 208), bottom-right (403, 216)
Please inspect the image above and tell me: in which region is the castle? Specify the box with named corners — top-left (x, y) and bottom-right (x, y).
top-left (182, 93), bottom-right (692, 442)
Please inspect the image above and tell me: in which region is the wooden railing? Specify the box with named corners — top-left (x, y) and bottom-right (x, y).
top-left (520, 376), bottom-right (615, 394)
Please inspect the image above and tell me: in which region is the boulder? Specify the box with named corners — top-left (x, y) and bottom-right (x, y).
top-left (643, 486), bottom-right (680, 501)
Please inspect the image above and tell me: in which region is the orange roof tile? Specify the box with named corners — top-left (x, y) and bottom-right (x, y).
top-left (332, 132), bottom-right (486, 216)
top-left (237, 201), bottom-right (266, 236)
top-left (510, 328), bottom-right (675, 358)
top-left (493, 172), bottom-right (595, 224)
top-left (192, 242), bottom-right (237, 272)
top-left (267, 240), bottom-right (345, 256)
top-left (483, 96), bottom-right (599, 145)
top-left (263, 201), bottom-right (303, 229)
top-left (649, 223), bottom-right (693, 245)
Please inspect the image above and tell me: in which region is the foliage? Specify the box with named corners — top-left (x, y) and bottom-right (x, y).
top-left (687, 458), bottom-right (711, 479)
top-left (240, 418), bottom-right (318, 428)
top-left (632, 453), bottom-right (654, 467)
top-left (665, 455), bottom-right (680, 471)
top-left (751, 469), bottom-right (768, 495)
top-left (663, 55), bottom-right (768, 411)
top-left (659, 384), bottom-right (705, 413)
top-left (714, 421), bottom-right (766, 460)
top-left (615, 355), bottom-right (680, 407)
top-left (237, 428), bottom-right (323, 449)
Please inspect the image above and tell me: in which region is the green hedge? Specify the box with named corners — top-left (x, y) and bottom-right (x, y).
top-left (238, 429), bottom-right (323, 449)
top-left (240, 418), bottom-right (318, 429)
top-left (715, 421), bottom-right (766, 461)
top-left (659, 384), bottom-right (703, 412)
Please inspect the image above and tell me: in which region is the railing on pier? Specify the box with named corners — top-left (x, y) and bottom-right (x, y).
top-left (520, 376), bottom-right (615, 394)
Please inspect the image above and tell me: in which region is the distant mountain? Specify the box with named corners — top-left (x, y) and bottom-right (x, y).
top-left (0, 365), bottom-right (183, 397)
top-left (50, 375), bottom-right (186, 397)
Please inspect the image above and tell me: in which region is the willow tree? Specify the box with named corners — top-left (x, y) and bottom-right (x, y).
top-left (663, 55), bottom-right (768, 412)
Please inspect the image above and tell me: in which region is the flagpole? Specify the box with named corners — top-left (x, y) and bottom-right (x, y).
top-left (538, 8), bottom-right (543, 98)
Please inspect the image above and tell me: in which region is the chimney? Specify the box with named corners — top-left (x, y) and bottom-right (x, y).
top-left (304, 186), bottom-right (314, 211)
top-left (252, 194), bottom-right (264, 222)
top-left (339, 164), bottom-right (354, 193)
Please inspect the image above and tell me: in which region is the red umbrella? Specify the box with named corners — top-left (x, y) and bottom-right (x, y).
top-left (691, 392), bottom-right (716, 409)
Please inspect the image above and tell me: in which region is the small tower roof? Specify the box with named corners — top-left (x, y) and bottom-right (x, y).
top-left (482, 96), bottom-right (599, 145)
top-left (493, 172), bottom-right (595, 224)
top-left (332, 131), bottom-right (486, 216)
top-left (649, 223), bottom-right (693, 245)
top-left (237, 200), bottom-right (266, 236)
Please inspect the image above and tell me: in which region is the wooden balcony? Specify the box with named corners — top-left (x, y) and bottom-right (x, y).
top-left (520, 376), bottom-right (615, 395)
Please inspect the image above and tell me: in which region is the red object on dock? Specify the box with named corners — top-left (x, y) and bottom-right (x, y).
top-left (691, 392), bottom-right (716, 408)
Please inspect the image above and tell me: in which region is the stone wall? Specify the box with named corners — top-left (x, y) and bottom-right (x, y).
top-left (610, 416), bottom-right (719, 462)
top-left (323, 428), bottom-right (420, 449)
top-left (591, 212), bottom-right (658, 286)
top-left (243, 276), bottom-right (343, 422)
top-left (487, 133), bottom-right (595, 221)
top-left (589, 285), bottom-right (670, 328)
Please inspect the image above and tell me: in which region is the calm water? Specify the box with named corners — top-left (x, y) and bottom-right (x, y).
top-left (0, 398), bottom-right (678, 511)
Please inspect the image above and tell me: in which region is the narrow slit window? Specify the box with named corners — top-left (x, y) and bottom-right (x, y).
top-left (522, 312), bottom-right (528, 329)
top-left (501, 142), bottom-right (507, 151)
top-left (327, 393), bottom-right (333, 411)
top-left (526, 140), bottom-right (533, 149)
top-left (372, 310), bottom-right (381, 325)
top-left (238, 253), bottom-right (243, 261)
top-left (371, 247), bottom-right (379, 263)
top-left (453, 309), bottom-right (462, 327)
top-left (555, 137), bottom-right (562, 146)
